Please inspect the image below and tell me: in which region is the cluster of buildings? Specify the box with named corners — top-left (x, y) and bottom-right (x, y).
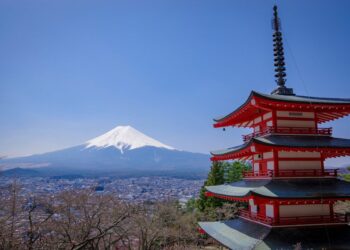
top-left (104, 177), bottom-right (203, 203)
top-left (0, 176), bottom-right (204, 204)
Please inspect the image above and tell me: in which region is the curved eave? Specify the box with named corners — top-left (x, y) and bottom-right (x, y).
top-left (211, 136), bottom-right (350, 161)
top-left (256, 136), bottom-right (350, 158)
top-left (210, 141), bottom-right (253, 161)
top-left (206, 189), bottom-right (350, 202)
top-left (198, 220), bottom-right (270, 250)
top-left (205, 185), bottom-right (253, 200)
top-left (254, 91), bottom-right (350, 105)
top-left (199, 219), bottom-right (350, 249)
top-left (213, 91), bottom-right (350, 128)
top-left (213, 91), bottom-right (258, 128)
top-left (205, 179), bottom-right (350, 200)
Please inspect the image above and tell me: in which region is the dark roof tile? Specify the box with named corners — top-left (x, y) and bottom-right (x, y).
top-left (206, 178), bottom-right (350, 198)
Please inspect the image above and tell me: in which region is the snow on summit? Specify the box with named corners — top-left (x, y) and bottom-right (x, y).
top-left (85, 125), bottom-right (175, 153)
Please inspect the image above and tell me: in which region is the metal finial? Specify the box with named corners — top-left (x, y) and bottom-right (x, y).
top-left (270, 5), bottom-right (294, 95)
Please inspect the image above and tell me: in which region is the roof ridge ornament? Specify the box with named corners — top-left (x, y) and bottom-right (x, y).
top-left (270, 5), bottom-right (295, 96)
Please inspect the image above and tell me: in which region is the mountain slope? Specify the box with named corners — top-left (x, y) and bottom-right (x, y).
top-left (0, 126), bottom-right (209, 177)
top-left (86, 125), bottom-right (174, 152)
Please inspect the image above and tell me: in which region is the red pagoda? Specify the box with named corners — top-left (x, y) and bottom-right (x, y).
top-left (199, 6), bottom-right (350, 249)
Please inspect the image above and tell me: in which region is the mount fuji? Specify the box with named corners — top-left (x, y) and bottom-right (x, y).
top-left (85, 125), bottom-right (175, 153)
top-left (0, 126), bottom-right (210, 177)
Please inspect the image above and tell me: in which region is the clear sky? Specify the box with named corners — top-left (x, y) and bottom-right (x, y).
top-left (1, 0), bottom-right (350, 162)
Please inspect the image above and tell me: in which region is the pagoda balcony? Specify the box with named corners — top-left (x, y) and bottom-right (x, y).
top-left (242, 170), bottom-right (273, 178)
top-left (243, 169), bottom-right (338, 179)
top-left (277, 169), bottom-right (338, 178)
top-left (239, 209), bottom-right (274, 225)
top-left (242, 127), bottom-right (333, 142)
top-left (239, 210), bottom-right (348, 227)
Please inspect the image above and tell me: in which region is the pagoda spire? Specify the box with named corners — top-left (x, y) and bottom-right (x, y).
top-left (271, 5), bottom-right (294, 95)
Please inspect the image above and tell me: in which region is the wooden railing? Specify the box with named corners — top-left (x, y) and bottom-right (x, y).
top-left (239, 210), bottom-right (347, 226)
top-left (277, 169), bottom-right (338, 177)
top-left (242, 170), bottom-right (273, 178)
top-left (242, 127), bottom-right (332, 142)
top-left (239, 210), bottom-right (274, 225)
top-left (242, 169), bottom-right (338, 178)
top-left (278, 214), bottom-right (347, 225)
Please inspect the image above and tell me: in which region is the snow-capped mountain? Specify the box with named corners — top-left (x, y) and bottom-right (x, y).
top-left (86, 126), bottom-right (174, 153)
top-left (0, 125), bottom-right (209, 177)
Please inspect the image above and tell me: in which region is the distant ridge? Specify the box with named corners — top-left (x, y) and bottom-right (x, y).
top-left (1, 168), bottom-right (39, 177)
top-left (0, 125), bottom-right (209, 178)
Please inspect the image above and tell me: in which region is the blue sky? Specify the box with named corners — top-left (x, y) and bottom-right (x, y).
top-left (1, 0), bottom-right (350, 162)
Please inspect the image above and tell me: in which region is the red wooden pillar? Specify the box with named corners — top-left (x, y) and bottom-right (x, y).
top-left (272, 110), bottom-right (277, 128)
top-left (329, 201), bottom-right (334, 221)
top-left (273, 201), bottom-right (280, 225)
top-left (259, 203), bottom-right (266, 218)
top-left (273, 149), bottom-right (279, 177)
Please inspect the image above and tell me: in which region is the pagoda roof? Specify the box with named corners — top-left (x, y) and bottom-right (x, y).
top-left (255, 91), bottom-right (350, 104)
top-left (211, 135), bottom-right (350, 160)
top-left (198, 219), bottom-right (270, 250)
top-left (214, 91), bottom-right (350, 128)
top-left (199, 218), bottom-right (350, 250)
top-left (205, 178), bottom-right (350, 199)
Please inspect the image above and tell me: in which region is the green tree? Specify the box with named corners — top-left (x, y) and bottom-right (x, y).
top-left (196, 161), bottom-right (252, 213)
top-left (196, 186), bottom-right (207, 212)
top-left (196, 161), bottom-right (225, 212)
top-left (185, 198), bottom-right (196, 213)
top-left (225, 161), bottom-right (251, 183)
top-left (206, 161), bottom-right (225, 186)
top-left (341, 174), bottom-right (350, 182)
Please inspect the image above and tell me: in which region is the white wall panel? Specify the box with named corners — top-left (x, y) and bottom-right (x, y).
top-left (267, 161), bottom-right (274, 170)
top-left (278, 151), bottom-right (321, 158)
top-left (276, 111), bottom-right (315, 119)
top-left (280, 204), bottom-right (329, 217)
top-left (263, 151), bottom-right (274, 159)
top-left (266, 205), bottom-right (274, 218)
top-left (279, 161), bottom-right (321, 170)
top-left (254, 163), bottom-right (260, 172)
top-left (250, 205), bottom-right (257, 214)
top-left (277, 120), bottom-right (315, 128)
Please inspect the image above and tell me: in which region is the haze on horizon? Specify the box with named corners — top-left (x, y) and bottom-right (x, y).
top-left (1, 0), bottom-right (350, 168)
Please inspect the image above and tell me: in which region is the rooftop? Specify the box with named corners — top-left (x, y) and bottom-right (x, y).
top-left (205, 178), bottom-right (350, 199)
top-left (211, 135), bottom-right (350, 160)
top-left (213, 91), bottom-right (350, 128)
top-left (199, 218), bottom-right (350, 250)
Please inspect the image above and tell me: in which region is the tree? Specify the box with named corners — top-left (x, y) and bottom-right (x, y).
top-left (195, 160), bottom-right (251, 220)
top-left (206, 161), bottom-right (225, 186)
top-left (196, 161), bottom-right (225, 212)
top-left (130, 200), bottom-right (200, 250)
top-left (23, 197), bottom-right (54, 250)
top-left (45, 190), bottom-right (131, 250)
top-left (225, 161), bottom-right (251, 183)
top-left (342, 174), bottom-right (350, 182)
top-left (185, 198), bottom-right (196, 213)
top-left (0, 184), bottom-right (215, 249)
top-left (0, 180), bottom-right (23, 250)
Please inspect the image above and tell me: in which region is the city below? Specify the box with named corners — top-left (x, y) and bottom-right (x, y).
top-left (0, 176), bottom-right (204, 204)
